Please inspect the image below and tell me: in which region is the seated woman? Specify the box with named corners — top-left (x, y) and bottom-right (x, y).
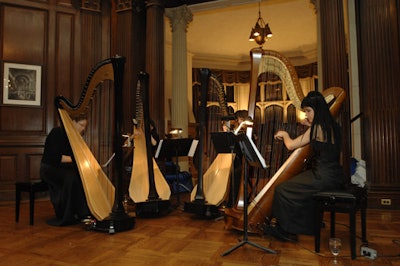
top-left (270, 91), bottom-right (345, 242)
top-left (40, 114), bottom-right (92, 226)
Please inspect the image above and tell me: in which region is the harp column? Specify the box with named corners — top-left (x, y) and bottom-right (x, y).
top-left (165, 5), bottom-right (193, 138)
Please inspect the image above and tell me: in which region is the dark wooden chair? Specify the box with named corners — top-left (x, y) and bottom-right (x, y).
top-left (15, 180), bottom-right (48, 225)
top-left (313, 185), bottom-right (368, 259)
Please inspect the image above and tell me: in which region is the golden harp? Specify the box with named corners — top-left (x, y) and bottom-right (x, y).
top-left (224, 48), bottom-right (346, 233)
top-left (55, 56), bottom-right (135, 233)
top-left (129, 72), bottom-right (171, 216)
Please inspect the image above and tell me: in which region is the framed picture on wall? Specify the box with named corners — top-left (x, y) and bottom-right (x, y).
top-left (2, 63), bottom-right (41, 106)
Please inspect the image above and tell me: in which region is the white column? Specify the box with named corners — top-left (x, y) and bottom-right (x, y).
top-left (165, 5), bottom-right (193, 138)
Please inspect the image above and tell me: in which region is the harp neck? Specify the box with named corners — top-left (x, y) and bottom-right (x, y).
top-left (55, 57), bottom-right (125, 116)
top-left (248, 48), bottom-right (304, 119)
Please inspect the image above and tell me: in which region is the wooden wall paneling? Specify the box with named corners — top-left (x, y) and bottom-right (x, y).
top-left (0, 153), bottom-right (17, 201)
top-left (358, 0), bottom-right (400, 182)
top-left (80, 0), bottom-right (101, 12)
top-left (115, 9), bottom-right (135, 133)
top-left (0, 146), bottom-right (43, 200)
top-left (99, 1), bottom-right (112, 160)
top-left (26, 152), bottom-right (43, 181)
top-left (2, 5), bottom-right (46, 63)
top-left (73, 5), bottom-right (111, 158)
top-left (78, 12), bottom-right (104, 101)
top-left (77, 0), bottom-right (111, 95)
top-left (55, 12), bottom-right (74, 102)
top-left (0, 154), bottom-right (17, 182)
top-left (1, 5), bottom-right (47, 134)
top-left (57, 0), bottom-right (74, 7)
top-left (0, 3), bottom-right (49, 201)
top-left (0, 107), bottom-right (43, 132)
top-left (145, 0), bottom-right (165, 137)
top-left (113, 3), bottom-right (146, 134)
top-left (356, 0), bottom-right (400, 209)
top-left (100, 1), bottom-right (111, 60)
top-left (0, 0), bottom-right (112, 201)
top-left (0, 6), bottom-right (2, 61)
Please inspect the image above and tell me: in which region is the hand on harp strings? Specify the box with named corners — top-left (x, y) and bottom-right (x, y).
top-left (122, 134), bottom-right (133, 147)
top-left (234, 120), bottom-right (254, 136)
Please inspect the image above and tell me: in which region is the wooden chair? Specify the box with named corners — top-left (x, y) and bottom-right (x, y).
top-left (15, 180), bottom-right (48, 225)
top-left (313, 185), bottom-right (368, 259)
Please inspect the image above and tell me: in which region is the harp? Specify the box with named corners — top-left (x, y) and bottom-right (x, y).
top-left (185, 69), bottom-right (234, 215)
top-left (129, 72), bottom-right (171, 216)
top-left (55, 56), bottom-right (135, 233)
top-left (224, 48), bottom-right (346, 233)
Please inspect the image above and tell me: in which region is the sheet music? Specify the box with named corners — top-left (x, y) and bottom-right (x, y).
top-left (188, 140), bottom-right (199, 157)
top-left (155, 139), bottom-right (163, 159)
top-left (155, 138), bottom-right (198, 159)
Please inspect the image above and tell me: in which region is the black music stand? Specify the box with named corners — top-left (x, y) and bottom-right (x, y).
top-left (210, 132), bottom-right (240, 208)
top-left (155, 138), bottom-right (198, 206)
top-left (221, 133), bottom-right (276, 256)
top-left (185, 132), bottom-right (238, 218)
top-left (210, 132), bottom-right (236, 154)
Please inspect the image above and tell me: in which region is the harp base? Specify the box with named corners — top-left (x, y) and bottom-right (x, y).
top-left (184, 201), bottom-right (221, 219)
top-left (90, 212), bottom-right (136, 234)
top-left (136, 200), bottom-right (171, 218)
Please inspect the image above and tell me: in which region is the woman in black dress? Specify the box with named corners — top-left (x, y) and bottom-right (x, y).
top-left (270, 91), bottom-right (345, 242)
top-left (40, 115), bottom-right (92, 226)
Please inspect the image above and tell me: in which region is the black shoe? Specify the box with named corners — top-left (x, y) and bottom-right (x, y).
top-left (267, 224), bottom-right (298, 243)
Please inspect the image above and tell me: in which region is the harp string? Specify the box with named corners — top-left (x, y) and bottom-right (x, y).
top-left (250, 51), bottom-right (306, 196)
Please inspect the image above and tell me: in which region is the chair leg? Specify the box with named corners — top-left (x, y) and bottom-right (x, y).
top-left (29, 190), bottom-right (35, 226)
top-left (361, 206), bottom-right (368, 244)
top-left (315, 209), bottom-right (323, 253)
top-left (349, 210), bottom-right (356, 260)
top-left (15, 186), bottom-right (21, 223)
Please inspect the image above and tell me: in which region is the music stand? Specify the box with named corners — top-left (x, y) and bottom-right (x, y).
top-left (210, 132), bottom-right (240, 208)
top-left (155, 138), bottom-right (198, 206)
top-left (221, 133), bottom-right (276, 256)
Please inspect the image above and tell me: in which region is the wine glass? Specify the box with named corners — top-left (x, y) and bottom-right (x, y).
top-left (329, 237), bottom-right (342, 264)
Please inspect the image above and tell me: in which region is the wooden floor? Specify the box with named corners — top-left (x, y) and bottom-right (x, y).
top-left (1, 193), bottom-right (399, 266)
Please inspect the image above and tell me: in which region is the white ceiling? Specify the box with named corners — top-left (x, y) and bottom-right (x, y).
top-left (166, 0), bottom-right (317, 70)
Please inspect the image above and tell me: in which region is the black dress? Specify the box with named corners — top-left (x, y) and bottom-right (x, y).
top-left (271, 140), bottom-right (345, 235)
top-left (40, 127), bottom-right (91, 226)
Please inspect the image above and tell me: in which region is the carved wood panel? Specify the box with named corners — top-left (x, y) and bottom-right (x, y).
top-left (0, 147), bottom-right (43, 200)
top-left (0, 0), bottom-right (112, 200)
top-left (356, 0), bottom-right (400, 209)
top-left (1, 5), bottom-right (47, 133)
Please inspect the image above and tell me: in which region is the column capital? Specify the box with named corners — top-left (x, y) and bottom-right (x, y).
top-left (165, 5), bottom-right (193, 32)
top-left (146, 0), bottom-right (163, 8)
top-left (310, 0), bottom-right (317, 13)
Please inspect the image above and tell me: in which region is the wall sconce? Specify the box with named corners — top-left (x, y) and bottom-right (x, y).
top-left (169, 128), bottom-right (183, 138)
top-left (249, 1), bottom-right (273, 46)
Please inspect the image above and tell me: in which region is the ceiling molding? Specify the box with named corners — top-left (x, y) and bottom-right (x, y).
top-left (166, 0), bottom-right (318, 71)
top-left (189, 0), bottom-right (259, 12)
top-left (192, 54), bottom-right (252, 70)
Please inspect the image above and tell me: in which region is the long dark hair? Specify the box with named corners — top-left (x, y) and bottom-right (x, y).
top-left (301, 91), bottom-right (341, 149)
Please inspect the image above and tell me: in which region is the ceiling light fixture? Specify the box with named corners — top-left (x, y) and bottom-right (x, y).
top-left (249, 1), bottom-right (272, 46)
